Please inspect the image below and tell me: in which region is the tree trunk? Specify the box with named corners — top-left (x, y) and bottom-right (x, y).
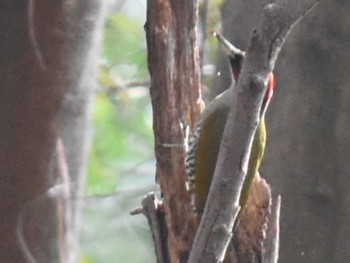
top-left (0, 1), bottom-right (104, 262)
top-left (145, 0), bottom-right (202, 261)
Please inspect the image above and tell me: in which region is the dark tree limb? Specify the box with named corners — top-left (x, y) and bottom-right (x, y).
top-left (188, 1), bottom-right (321, 262)
top-left (145, 0), bottom-right (202, 262)
top-left (131, 193), bottom-right (168, 263)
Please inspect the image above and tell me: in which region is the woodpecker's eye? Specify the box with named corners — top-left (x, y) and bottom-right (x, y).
top-left (235, 54), bottom-right (244, 69)
top-left (229, 54), bottom-right (244, 81)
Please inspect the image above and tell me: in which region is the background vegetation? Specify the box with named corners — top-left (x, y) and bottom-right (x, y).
top-left (79, 1), bottom-right (155, 262)
top-left (77, 0), bottom-right (231, 261)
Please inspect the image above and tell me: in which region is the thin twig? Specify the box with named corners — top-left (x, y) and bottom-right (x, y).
top-left (27, 0), bottom-right (47, 70)
top-left (56, 138), bottom-right (73, 263)
top-left (263, 195), bottom-right (281, 263)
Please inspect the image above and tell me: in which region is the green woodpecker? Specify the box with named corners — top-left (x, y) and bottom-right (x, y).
top-left (185, 34), bottom-right (275, 218)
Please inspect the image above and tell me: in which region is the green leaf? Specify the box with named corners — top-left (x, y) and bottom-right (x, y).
top-left (102, 14), bottom-right (147, 79)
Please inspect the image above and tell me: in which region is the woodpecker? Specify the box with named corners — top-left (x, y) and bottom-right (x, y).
top-left (185, 33), bottom-right (276, 218)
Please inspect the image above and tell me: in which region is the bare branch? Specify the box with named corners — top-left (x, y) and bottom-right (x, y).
top-left (131, 193), bottom-right (168, 263)
top-left (56, 139), bottom-right (73, 263)
top-left (263, 195), bottom-right (281, 263)
top-left (188, 1), bottom-right (321, 262)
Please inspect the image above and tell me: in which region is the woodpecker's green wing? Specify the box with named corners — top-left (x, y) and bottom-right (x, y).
top-left (239, 119), bottom-right (267, 208)
top-left (194, 105), bottom-right (229, 216)
top-left (185, 89), bottom-right (232, 216)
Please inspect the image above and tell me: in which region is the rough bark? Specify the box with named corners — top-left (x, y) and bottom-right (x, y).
top-left (0, 1), bottom-right (104, 262)
top-left (145, 0), bottom-right (202, 262)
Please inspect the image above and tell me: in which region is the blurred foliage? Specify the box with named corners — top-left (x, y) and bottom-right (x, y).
top-left (103, 13), bottom-right (148, 78)
top-left (199, 0), bottom-right (224, 35)
top-left (78, 190), bottom-right (155, 263)
top-left (87, 89), bottom-right (153, 195)
top-left (86, 9), bottom-right (152, 196)
top-left (80, 1), bottom-right (156, 262)
top-left (80, 0), bottom-right (224, 262)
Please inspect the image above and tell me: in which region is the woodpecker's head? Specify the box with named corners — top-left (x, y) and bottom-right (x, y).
top-left (215, 32), bottom-right (276, 118)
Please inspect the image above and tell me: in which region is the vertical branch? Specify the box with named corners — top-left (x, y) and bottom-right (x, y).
top-left (263, 195), bottom-right (281, 263)
top-left (145, 0), bottom-right (202, 261)
top-left (56, 138), bottom-right (73, 263)
top-left (188, 1), bottom-right (320, 262)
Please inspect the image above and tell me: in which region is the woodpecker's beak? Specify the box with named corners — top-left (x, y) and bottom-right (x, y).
top-left (214, 32), bottom-right (244, 58)
top-left (214, 32), bottom-right (245, 82)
